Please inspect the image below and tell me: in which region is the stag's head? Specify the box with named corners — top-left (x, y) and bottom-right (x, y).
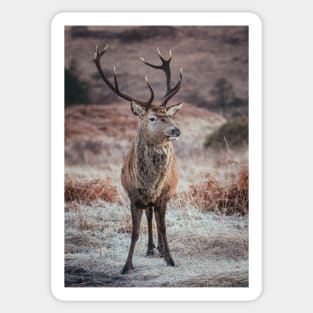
top-left (93, 45), bottom-right (183, 145)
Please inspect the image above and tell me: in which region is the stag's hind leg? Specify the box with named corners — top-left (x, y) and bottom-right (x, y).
top-left (155, 204), bottom-right (175, 266)
top-left (121, 203), bottom-right (143, 274)
top-left (146, 207), bottom-right (155, 256)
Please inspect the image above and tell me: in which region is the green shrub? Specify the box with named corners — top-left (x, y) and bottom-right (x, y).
top-left (204, 117), bottom-right (248, 150)
top-left (64, 61), bottom-right (90, 106)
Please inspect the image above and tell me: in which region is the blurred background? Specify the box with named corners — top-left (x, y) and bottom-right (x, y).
top-left (64, 26), bottom-right (249, 287)
top-left (65, 26), bottom-right (248, 117)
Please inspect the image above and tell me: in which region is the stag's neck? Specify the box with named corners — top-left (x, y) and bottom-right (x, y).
top-left (133, 130), bottom-right (173, 198)
top-left (135, 132), bottom-right (173, 172)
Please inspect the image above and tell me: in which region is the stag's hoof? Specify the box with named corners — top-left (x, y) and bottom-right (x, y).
top-left (146, 249), bottom-right (155, 256)
top-left (121, 263), bottom-right (133, 274)
top-left (165, 256), bottom-right (175, 267)
top-left (146, 243), bottom-right (156, 256)
top-left (157, 246), bottom-right (165, 258)
top-left (121, 266), bottom-right (131, 274)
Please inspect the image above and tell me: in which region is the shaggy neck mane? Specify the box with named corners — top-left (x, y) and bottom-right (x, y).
top-left (133, 126), bottom-right (173, 201)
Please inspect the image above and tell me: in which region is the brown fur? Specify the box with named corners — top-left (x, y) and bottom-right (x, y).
top-left (121, 135), bottom-right (178, 205)
top-left (121, 108), bottom-right (181, 274)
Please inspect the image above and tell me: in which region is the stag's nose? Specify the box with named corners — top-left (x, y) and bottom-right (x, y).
top-left (170, 127), bottom-right (181, 137)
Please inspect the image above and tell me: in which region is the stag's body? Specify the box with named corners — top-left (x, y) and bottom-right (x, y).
top-left (121, 126), bottom-right (178, 206)
top-left (120, 108), bottom-right (180, 273)
top-left (93, 45), bottom-right (183, 274)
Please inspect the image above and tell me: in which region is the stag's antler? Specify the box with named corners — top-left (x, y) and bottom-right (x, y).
top-left (140, 48), bottom-right (182, 107)
top-left (93, 44), bottom-right (154, 107)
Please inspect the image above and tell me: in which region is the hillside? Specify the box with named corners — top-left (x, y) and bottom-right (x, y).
top-left (65, 26), bottom-right (248, 115)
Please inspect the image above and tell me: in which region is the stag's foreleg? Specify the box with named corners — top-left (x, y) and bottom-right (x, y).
top-left (121, 203), bottom-right (143, 274)
top-left (154, 208), bottom-right (165, 257)
top-left (154, 203), bottom-right (175, 266)
top-left (146, 207), bottom-right (155, 256)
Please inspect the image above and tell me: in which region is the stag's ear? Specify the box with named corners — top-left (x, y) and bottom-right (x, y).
top-left (131, 101), bottom-right (147, 117)
top-left (166, 103), bottom-right (183, 117)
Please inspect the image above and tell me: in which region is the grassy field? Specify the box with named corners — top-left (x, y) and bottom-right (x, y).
top-left (64, 103), bottom-right (248, 287)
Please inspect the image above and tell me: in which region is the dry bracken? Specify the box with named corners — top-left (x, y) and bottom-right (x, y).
top-left (188, 164), bottom-right (248, 215)
top-left (65, 175), bottom-right (122, 204)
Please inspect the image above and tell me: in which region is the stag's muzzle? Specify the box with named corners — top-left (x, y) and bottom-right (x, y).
top-left (167, 127), bottom-right (181, 140)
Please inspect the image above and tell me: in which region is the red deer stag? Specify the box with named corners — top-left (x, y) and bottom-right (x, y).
top-left (93, 45), bottom-right (183, 274)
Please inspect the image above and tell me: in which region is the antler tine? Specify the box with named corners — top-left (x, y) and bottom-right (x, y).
top-left (140, 48), bottom-right (182, 107)
top-left (93, 44), bottom-right (116, 93)
top-left (161, 67), bottom-right (183, 107)
top-left (169, 49), bottom-right (172, 60)
top-left (113, 65), bottom-right (119, 91)
top-left (145, 76), bottom-right (155, 105)
top-left (94, 44), bottom-right (109, 61)
top-left (93, 44), bottom-right (154, 107)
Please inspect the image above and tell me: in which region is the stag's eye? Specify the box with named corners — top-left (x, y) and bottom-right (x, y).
top-left (149, 116), bottom-right (156, 122)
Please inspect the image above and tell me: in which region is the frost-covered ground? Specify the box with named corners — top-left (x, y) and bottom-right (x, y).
top-left (65, 200), bottom-right (248, 287)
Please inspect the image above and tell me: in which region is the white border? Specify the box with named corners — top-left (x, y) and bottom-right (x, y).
top-left (51, 12), bottom-right (262, 301)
